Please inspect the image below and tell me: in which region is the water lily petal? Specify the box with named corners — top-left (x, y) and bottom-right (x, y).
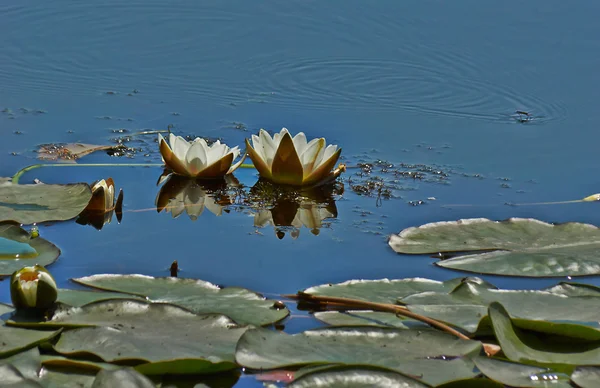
top-left (299, 138), bottom-right (326, 176)
top-left (196, 152), bottom-right (234, 178)
top-left (227, 148), bottom-right (247, 174)
top-left (296, 205), bottom-right (323, 229)
top-left (254, 210), bottom-right (274, 227)
top-left (204, 195), bottom-right (224, 216)
top-left (271, 131), bottom-right (304, 186)
top-left (206, 141), bottom-right (228, 165)
top-left (303, 147), bottom-right (342, 186)
top-left (246, 138), bottom-right (273, 180)
top-left (171, 135), bottom-right (192, 160)
top-left (185, 142), bottom-right (208, 176)
top-left (292, 132), bottom-right (308, 155)
top-left (259, 129), bottom-right (278, 167)
top-left (159, 135), bottom-right (191, 176)
top-left (184, 188), bottom-right (206, 220)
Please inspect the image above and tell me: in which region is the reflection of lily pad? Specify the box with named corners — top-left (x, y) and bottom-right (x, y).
top-left (0, 223), bottom-right (61, 276)
top-left (235, 326), bottom-right (482, 386)
top-left (72, 275), bottom-right (289, 326)
top-left (43, 300), bottom-right (246, 375)
top-left (389, 218), bottom-right (600, 277)
top-left (288, 366), bottom-right (429, 388)
top-left (0, 180), bottom-right (92, 225)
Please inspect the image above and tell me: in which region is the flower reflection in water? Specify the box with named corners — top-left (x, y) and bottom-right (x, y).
top-left (155, 172), bottom-right (239, 221)
top-left (249, 180), bottom-right (342, 239)
top-left (76, 178), bottom-right (123, 230)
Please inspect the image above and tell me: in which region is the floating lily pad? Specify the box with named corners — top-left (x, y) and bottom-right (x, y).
top-left (0, 181), bottom-right (92, 225)
top-left (72, 274), bottom-right (289, 326)
top-left (91, 368), bottom-right (154, 388)
top-left (389, 218), bottom-right (600, 277)
top-left (489, 302), bottom-right (600, 367)
top-left (0, 364), bottom-right (42, 387)
top-left (40, 355), bottom-right (120, 372)
top-left (571, 366), bottom-right (600, 388)
top-left (57, 289), bottom-right (145, 307)
top-left (303, 277), bottom-right (495, 303)
top-left (39, 367), bottom-right (97, 388)
top-left (543, 282), bottom-right (600, 297)
top-left (0, 324), bottom-right (62, 358)
top-left (401, 279), bottom-right (600, 334)
top-left (0, 347), bottom-right (41, 380)
top-left (435, 378), bottom-right (504, 388)
top-left (407, 304), bottom-right (488, 335)
top-left (0, 223), bottom-right (61, 276)
top-left (473, 356), bottom-right (572, 387)
top-left (314, 311), bottom-right (414, 329)
top-left (35, 300), bottom-right (247, 375)
top-left (288, 366), bottom-right (429, 388)
top-left (235, 326), bottom-right (482, 386)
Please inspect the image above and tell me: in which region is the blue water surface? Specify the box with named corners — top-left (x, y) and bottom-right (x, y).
top-left (1, 1), bottom-right (600, 386)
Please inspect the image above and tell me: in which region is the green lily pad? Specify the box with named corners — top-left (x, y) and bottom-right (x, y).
top-left (303, 277), bottom-right (495, 304)
top-left (389, 218), bottom-right (600, 277)
top-left (91, 368), bottom-right (154, 388)
top-left (435, 378), bottom-right (504, 388)
top-left (0, 364), bottom-right (42, 387)
top-left (40, 300), bottom-right (246, 375)
top-left (407, 304), bottom-right (488, 335)
top-left (72, 274), bottom-right (289, 326)
top-left (0, 347), bottom-right (41, 380)
top-left (314, 311), bottom-right (414, 329)
top-left (0, 324), bottom-right (62, 358)
top-left (235, 326), bottom-right (482, 386)
top-left (40, 355), bottom-right (120, 372)
top-left (39, 367), bottom-right (97, 388)
top-left (0, 303), bottom-right (15, 319)
top-left (401, 279), bottom-right (600, 334)
top-left (571, 366), bottom-right (600, 388)
top-left (0, 181), bottom-right (92, 225)
top-left (288, 366), bottom-right (429, 388)
top-left (473, 356), bottom-right (572, 387)
top-left (488, 302), bottom-right (600, 367)
top-left (0, 223), bottom-right (61, 276)
top-left (543, 282), bottom-right (600, 297)
top-left (57, 289), bottom-right (145, 307)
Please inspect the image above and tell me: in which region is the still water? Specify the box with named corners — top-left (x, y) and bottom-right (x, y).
top-left (1, 1), bottom-right (600, 385)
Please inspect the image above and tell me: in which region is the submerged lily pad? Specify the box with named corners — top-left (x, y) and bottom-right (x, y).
top-left (36, 300), bottom-right (247, 375)
top-left (389, 218), bottom-right (600, 277)
top-left (72, 274), bottom-right (289, 326)
top-left (0, 223), bottom-right (61, 276)
top-left (488, 302), bottom-right (600, 367)
top-left (288, 366), bottom-right (429, 388)
top-left (0, 180), bottom-right (92, 225)
top-left (235, 326), bottom-right (482, 386)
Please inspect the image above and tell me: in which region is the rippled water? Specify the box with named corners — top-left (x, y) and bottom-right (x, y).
top-left (1, 1), bottom-right (600, 386)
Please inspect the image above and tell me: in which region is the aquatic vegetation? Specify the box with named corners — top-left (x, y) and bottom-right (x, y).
top-left (76, 178), bottom-right (123, 230)
top-left (158, 132), bottom-right (246, 178)
top-left (389, 217), bottom-right (600, 277)
top-left (245, 128), bottom-right (345, 187)
top-left (10, 265), bottom-right (57, 310)
top-left (0, 223), bottom-right (61, 275)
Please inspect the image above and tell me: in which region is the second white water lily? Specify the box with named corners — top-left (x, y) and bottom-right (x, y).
top-left (159, 133), bottom-right (246, 178)
top-left (246, 128), bottom-right (345, 187)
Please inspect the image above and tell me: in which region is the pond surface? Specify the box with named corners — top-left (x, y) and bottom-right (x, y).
top-left (1, 1), bottom-right (600, 386)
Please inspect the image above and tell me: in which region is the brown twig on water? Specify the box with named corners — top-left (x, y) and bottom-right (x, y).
top-left (285, 292), bottom-right (470, 340)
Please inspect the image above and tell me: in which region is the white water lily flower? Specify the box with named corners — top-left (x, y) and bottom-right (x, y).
top-left (10, 265), bottom-right (58, 310)
top-left (156, 175), bottom-right (233, 220)
top-left (79, 178), bottom-right (123, 230)
top-left (245, 128), bottom-right (345, 186)
top-left (159, 133), bottom-right (246, 178)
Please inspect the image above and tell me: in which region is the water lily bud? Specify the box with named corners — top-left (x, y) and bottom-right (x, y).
top-left (10, 265), bottom-right (58, 310)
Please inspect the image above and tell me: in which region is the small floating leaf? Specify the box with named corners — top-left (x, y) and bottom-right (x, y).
top-left (473, 356), bottom-right (571, 387)
top-left (72, 274), bottom-right (289, 326)
top-left (0, 180), bottom-right (92, 224)
top-left (390, 218), bottom-right (600, 277)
